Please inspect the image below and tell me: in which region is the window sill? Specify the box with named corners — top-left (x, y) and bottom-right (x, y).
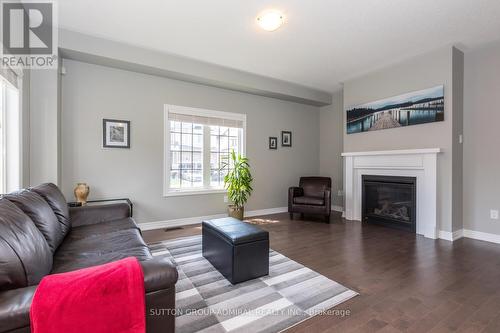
top-left (163, 188), bottom-right (227, 197)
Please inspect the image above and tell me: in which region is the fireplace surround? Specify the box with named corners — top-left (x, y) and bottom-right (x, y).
top-left (342, 148), bottom-right (441, 239)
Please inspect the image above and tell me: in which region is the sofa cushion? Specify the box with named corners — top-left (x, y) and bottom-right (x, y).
top-left (5, 190), bottom-right (64, 253)
top-left (52, 246), bottom-right (152, 274)
top-left (31, 183), bottom-right (71, 236)
top-left (58, 228), bottom-right (147, 253)
top-left (52, 228), bottom-right (152, 274)
top-left (294, 196), bottom-right (325, 206)
top-left (65, 218), bottom-right (139, 241)
top-left (0, 237), bottom-right (26, 292)
top-left (0, 199), bottom-right (52, 290)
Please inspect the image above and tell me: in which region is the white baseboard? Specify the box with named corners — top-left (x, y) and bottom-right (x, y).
top-left (139, 207), bottom-right (288, 231)
top-left (245, 207), bottom-right (288, 217)
top-left (462, 229), bottom-right (500, 245)
top-left (438, 228), bottom-right (500, 244)
top-left (438, 229), bottom-right (464, 241)
top-left (139, 213), bottom-right (226, 231)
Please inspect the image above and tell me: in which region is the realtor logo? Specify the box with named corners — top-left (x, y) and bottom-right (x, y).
top-left (1, 0), bottom-right (57, 68)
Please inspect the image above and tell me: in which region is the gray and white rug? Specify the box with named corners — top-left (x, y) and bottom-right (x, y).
top-left (149, 235), bottom-right (357, 333)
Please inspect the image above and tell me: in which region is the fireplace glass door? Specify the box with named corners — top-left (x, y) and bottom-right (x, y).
top-left (362, 175), bottom-right (416, 232)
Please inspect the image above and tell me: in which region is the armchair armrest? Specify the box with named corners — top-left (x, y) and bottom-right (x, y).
top-left (140, 256), bottom-right (178, 293)
top-left (324, 189), bottom-right (332, 214)
top-left (0, 285), bottom-right (37, 333)
top-left (288, 187), bottom-right (303, 199)
top-left (70, 202), bottom-right (131, 227)
top-left (288, 187), bottom-right (303, 211)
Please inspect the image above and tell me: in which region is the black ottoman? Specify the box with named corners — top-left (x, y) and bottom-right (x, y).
top-left (202, 217), bottom-right (269, 284)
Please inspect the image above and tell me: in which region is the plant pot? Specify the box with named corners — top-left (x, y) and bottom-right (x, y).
top-left (228, 205), bottom-right (244, 220)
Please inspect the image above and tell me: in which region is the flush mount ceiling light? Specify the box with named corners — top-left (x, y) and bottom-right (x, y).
top-left (256, 10), bottom-right (285, 32)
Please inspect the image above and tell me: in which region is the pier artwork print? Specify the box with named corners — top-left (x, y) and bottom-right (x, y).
top-left (346, 85), bottom-right (444, 134)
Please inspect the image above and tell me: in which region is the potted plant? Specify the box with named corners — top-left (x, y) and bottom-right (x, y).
top-left (222, 150), bottom-right (253, 220)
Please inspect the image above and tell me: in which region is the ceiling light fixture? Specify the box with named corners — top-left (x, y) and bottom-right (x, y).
top-left (256, 10), bottom-right (285, 32)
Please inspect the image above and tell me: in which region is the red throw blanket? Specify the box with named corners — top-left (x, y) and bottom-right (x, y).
top-left (30, 257), bottom-right (145, 333)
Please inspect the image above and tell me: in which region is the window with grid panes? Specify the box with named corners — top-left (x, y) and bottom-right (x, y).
top-left (169, 121), bottom-right (204, 188)
top-left (165, 105), bottom-right (245, 195)
top-left (210, 126), bottom-right (240, 187)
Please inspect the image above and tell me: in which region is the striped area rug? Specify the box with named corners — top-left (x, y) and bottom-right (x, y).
top-left (149, 235), bottom-right (357, 333)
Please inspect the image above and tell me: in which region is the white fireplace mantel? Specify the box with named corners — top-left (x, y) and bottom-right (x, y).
top-left (342, 148), bottom-right (441, 239)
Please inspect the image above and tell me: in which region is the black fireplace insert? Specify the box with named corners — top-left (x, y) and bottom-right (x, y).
top-left (362, 175), bottom-right (416, 232)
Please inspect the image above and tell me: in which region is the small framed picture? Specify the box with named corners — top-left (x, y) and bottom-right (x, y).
top-left (103, 119), bottom-right (130, 148)
top-left (269, 137), bottom-right (277, 150)
top-left (281, 131), bottom-right (292, 147)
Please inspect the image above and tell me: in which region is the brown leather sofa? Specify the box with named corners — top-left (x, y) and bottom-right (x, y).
top-left (0, 183), bottom-right (177, 333)
top-left (288, 177), bottom-right (332, 223)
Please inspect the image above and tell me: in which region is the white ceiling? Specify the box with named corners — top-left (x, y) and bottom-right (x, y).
top-left (58, 0), bottom-right (500, 92)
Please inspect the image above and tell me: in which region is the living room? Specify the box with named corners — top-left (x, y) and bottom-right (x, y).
top-left (1, 1), bottom-right (500, 332)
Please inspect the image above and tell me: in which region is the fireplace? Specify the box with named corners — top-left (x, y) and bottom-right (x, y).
top-left (362, 175), bottom-right (416, 232)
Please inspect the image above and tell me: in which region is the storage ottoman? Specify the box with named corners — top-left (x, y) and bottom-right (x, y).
top-left (202, 217), bottom-right (269, 284)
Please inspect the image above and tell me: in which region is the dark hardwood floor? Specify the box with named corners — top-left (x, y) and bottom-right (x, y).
top-left (142, 212), bottom-right (500, 333)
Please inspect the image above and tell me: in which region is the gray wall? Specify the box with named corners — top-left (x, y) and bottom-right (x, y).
top-left (21, 69), bottom-right (31, 187)
top-left (319, 91), bottom-right (344, 208)
top-left (342, 47), bottom-right (463, 232)
top-left (463, 41), bottom-right (500, 235)
top-left (61, 59), bottom-right (320, 223)
top-left (29, 68), bottom-right (60, 185)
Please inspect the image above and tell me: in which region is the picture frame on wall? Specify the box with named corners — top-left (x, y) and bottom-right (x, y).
top-left (281, 131), bottom-right (292, 147)
top-left (103, 119), bottom-right (130, 148)
top-left (346, 85), bottom-right (444, 134)
top-left (269, 137), bottom-right (277, 150)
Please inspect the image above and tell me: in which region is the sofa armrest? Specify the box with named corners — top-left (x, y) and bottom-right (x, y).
top-left (141, 256), bottom-right (178, 293)
top-left (0, 286), bottom-right (36, 333)
top-left (70, 202), bottom-right (131, 227)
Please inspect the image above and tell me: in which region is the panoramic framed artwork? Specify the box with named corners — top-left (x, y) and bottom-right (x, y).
top-left (346, 85), bottom-right (444, 134)
top-left (281, 131), bottom-right (292, 147)
top-left (269, 137), bottom-right (277, 150)
top-left (103, 119), bottom-right (130, 148)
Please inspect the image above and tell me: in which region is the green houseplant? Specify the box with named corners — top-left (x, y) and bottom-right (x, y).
top-left (221, 150), bottom-right (253, 220)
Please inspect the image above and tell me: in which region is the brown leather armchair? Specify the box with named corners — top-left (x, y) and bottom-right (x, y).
top-left (288, 177), bottom-right (332, 223)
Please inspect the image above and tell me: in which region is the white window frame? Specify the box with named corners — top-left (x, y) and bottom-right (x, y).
top-left (163, 104), bottom-right (247, 197)
top-left (0, 72), bottom-right (22, 194)
top-left (0, 82), bottom-right (5, 193)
